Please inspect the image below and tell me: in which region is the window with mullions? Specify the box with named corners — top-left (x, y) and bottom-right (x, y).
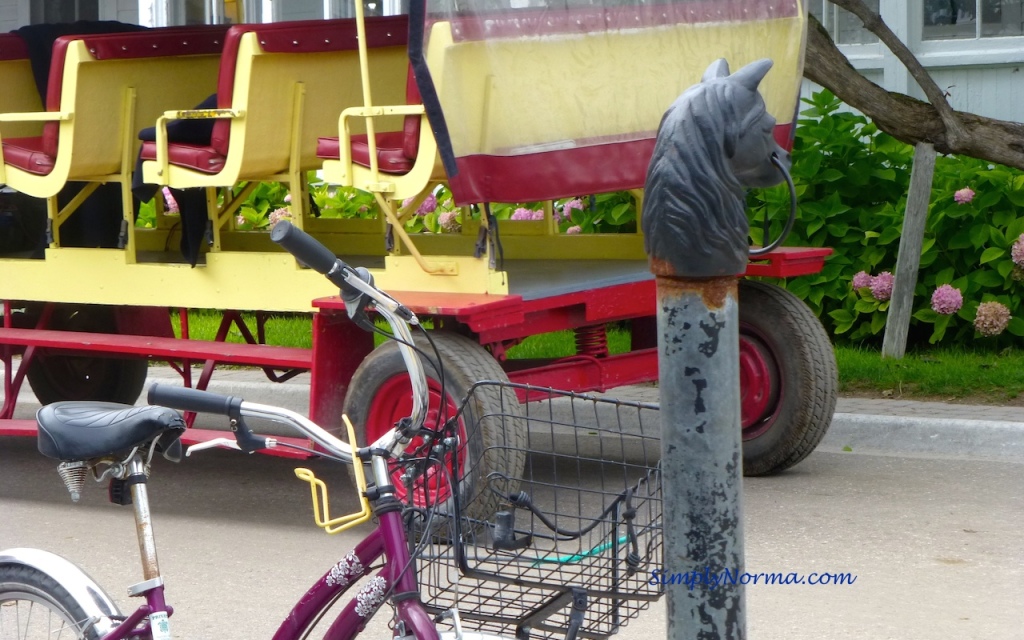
top-left (31, 0), bottom-right (99, 23)
top-left (807, 0), bottom-right (879, 44)
top-left (924, 0), bottom-right (1024, 39)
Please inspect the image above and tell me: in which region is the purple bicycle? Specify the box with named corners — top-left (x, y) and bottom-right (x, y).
top-left (0, 224), bottom-right (663, 640)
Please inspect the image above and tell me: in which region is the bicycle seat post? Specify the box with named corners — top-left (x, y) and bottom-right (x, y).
top-left (124, 454), bottom-right (163, 591)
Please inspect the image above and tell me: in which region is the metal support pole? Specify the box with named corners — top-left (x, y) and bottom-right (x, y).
top-left (642, 57), bottom-right (792, 640)
top-left (654, 269), bottom-right (745, 639)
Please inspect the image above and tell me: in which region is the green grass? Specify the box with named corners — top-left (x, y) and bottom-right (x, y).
top-left (837, 345), bottom-right (1024, 403)
top-left (171, 311), bottom-right (314, 349)
top-left (170, 311), bottom-right (1024, 403)
top-left (170, 311), bottom-right (630, 358)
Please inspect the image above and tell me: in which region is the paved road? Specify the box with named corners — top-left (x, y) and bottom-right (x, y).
top-left (1, 437), bottom-right (1021, 640)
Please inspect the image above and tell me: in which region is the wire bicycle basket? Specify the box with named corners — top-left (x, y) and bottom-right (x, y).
top-left (417, 382), bottom-right (663, 640)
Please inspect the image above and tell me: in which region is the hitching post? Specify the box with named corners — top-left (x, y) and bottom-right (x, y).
top-left (642, 59), bottom-right (790, 639)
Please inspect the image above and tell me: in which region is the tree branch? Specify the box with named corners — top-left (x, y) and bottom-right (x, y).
top-left (804, 13), bottom-right (1024, 171)
top-left (828, 0), bottom-right (967, 145)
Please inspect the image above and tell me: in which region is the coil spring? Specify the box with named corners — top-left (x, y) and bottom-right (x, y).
top-left (575, 325), bottom-right (609, 358)
top-left (57, 461), bottom-right (89, 503)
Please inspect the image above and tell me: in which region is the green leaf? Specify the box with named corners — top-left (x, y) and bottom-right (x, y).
top-left (929, 314), bottom-right (952, 344)
top-left (1008, 316), bottom-right (1024, 337)
top-left (992, 208), bottom-right (1016, 228)
top-left (1006, 217), bottom-right (1024, 241)
top-left (971, 270), bottom-right (1004, 287)
top-left (829, 309), bottom-right (855, 324)
top-left (989, 225), bottom-right (1008, 247)
top-left (914, 308), bottom-right (941, 323)
top-left (970, 224), bottom-right (989, 249)
top-left (855, 299), bottom-right (879, 313)
top-left (878, 226), bottom-right (902, 245)
top-left (826, 222), bottom-right (850, 237)
top-left (948, 230), bottom-right (973, 250)
top-left (980, 247), bottom-right (1005, 264)
top-left (870, 312), bottom-right (887, 334)
top-left (934, 267), bottom-right (955, 285)
top-left (997, 260), bottom-right (1015, 278)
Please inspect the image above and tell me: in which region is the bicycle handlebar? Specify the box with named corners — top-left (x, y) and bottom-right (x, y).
top-left (147, 385), bottom-right (242, 418)
top-left (270, 220), bottom-right (345, 283)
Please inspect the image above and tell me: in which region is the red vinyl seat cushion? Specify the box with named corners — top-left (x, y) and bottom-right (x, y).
top-left (317, 131), bottom-right (415, 175)
top-left (139, 140), bottom-right (226, 174)
top-left (2, 137), bottom-right (55, 175)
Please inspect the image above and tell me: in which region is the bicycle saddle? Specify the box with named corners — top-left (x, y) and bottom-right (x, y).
top-left (36, 402), bottom-right (185, 462)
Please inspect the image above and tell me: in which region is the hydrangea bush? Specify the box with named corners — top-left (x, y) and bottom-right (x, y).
top-left (750, 90), bottom-right (1024, 347)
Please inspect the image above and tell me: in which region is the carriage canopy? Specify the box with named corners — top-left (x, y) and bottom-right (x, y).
top-left (412, 0), bottom-right (807, 204)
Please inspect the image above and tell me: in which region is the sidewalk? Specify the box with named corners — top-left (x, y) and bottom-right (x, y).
top-left (4, 363), bottom-right (1024, 462)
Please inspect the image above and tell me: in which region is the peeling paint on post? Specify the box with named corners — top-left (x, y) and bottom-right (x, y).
top-left (653, 267), bottom-right (745, 639)
top-left (643, 58), bottom-right (790, 640)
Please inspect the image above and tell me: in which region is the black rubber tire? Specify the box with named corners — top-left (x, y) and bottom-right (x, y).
top-left (739, 280), bottom-right (837, 476)
top-left (26, 305), bottom-right (148, 405)
top-left (0, 564), bottom-right (101, 639)
top-left (342, 331), bottom-right (526, 526)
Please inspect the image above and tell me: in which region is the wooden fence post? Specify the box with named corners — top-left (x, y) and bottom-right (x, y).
top-left (882, 142), bottom-right (937, 359)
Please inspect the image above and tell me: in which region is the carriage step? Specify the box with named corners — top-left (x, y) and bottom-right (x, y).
top-left (0, 328), bottom-right (312, 369)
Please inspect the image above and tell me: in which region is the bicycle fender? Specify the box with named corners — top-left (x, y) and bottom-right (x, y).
top-left (0, 547), bottom-right (122, 636)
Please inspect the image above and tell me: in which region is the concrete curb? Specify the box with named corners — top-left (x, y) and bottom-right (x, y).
top-left (820, 413), bottom-right (1024, 462)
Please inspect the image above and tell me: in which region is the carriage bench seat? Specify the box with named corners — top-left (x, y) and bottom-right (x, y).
top-left (139, 16), bottom-right (410, 193)
top-left (0, 26), bottom-right (227, 196)
top-left (315, 67), bottom-right (423, 176)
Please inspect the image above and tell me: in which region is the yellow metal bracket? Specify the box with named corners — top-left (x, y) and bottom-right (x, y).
top-left (294, 415), bottom-right (372, 534)
top-left (153, 108), bottom-right (243, 182)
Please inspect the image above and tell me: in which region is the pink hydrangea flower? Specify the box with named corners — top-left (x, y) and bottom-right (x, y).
top-left (161, 187), bottom-right (179, 214)
top-left (561, 198), bottom-right (584, 221)
top-left (511, 207), bottom-right (535, 221)
top-left (566, 225), bottom-right (582, 234)
top-left (283, 193), bottom-right (292, 203)
top-left (269, 207), bottom-right (292, 228)
top-left (953, 187), bottom-right (975, 204)
top-left (974, 301), bottom-right (1011, 337)
top-left (235, 215), bottom-right (246, 226)
top-left (438, 211), bottom-right (461, 233)
top-left (930, 284), bottom-right (963, 315)
top-left (852, 271), bottom-right (872, 290)
top-left (531, 210), bottom-right (545, 221)
top-left (416, 194), bottom-right (437, 215)
top-left (870, 271), bottom-right (894, 301)
top-left (1012, 233), bottom-right (1024, 267)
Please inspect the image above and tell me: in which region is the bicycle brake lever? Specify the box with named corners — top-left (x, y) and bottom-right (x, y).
top-left (186, 438), bottom-right (241, 456)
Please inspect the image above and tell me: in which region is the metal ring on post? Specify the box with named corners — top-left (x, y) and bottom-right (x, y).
top-left (749, 152), bottom-right (797, 257)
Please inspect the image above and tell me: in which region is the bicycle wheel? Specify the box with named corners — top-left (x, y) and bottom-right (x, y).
top-left (0, 564), bottom-right (101, 639)
top-left (343, 331), bottom-right (526, 525)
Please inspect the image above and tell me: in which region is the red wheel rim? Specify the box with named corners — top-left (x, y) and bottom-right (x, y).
top-left (739, 329), bottom-right (782, 440)
top-left (364, 375), bottom-right (466, 507)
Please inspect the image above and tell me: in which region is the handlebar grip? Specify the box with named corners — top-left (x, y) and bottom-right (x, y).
top-left (270, 220), bottom-right (340, 276)
top-left (148, 384), bottom-right (243, 418)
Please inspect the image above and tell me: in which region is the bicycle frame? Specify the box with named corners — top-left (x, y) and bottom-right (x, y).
top-left (98, 480), bottom-right (438, 640)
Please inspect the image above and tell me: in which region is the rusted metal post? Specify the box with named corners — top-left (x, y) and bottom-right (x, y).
top-left (642, 58), bottom-right (789, 639)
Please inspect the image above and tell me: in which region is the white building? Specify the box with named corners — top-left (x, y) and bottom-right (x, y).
top-left (809, 0), bottom-right (1024, 123)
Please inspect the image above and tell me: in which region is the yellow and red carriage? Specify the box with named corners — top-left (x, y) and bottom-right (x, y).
top-left (0, 0), bottom-right (834, 475)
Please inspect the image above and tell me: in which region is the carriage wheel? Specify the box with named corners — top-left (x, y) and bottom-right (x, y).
top-left (739, 280), bottom-right (837, 476)
top-left (26, 305), bottom-right (148, 406)
top-left (342, 331), bottom-right (525, 523)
